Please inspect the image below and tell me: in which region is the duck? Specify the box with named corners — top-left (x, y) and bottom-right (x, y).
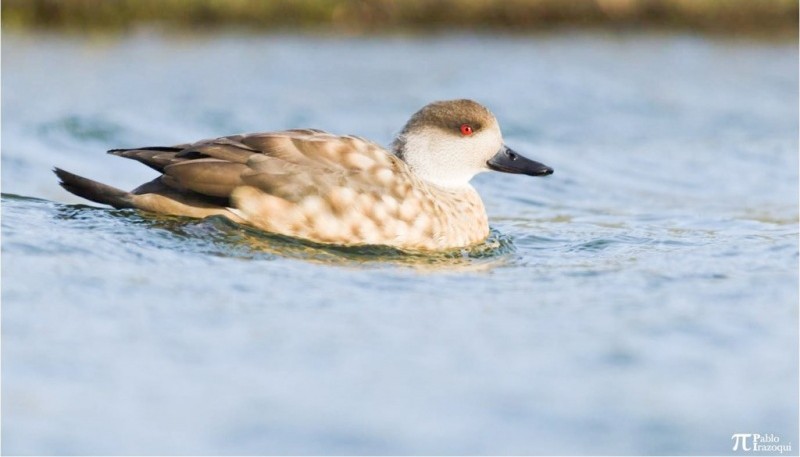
top-left (54, 99), bottom-right (553, 251)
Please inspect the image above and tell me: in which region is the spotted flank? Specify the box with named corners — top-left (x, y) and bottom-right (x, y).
top-left (54, 99), bottom-right (553, 251)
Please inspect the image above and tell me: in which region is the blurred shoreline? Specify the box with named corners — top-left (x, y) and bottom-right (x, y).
top-left (3, 0), bottom-right (797, 39)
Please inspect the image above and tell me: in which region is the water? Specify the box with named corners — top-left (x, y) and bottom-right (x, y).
top-left (2, 30), bottom-right (798, 454)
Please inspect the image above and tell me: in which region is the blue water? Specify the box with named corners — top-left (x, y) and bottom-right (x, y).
top-left (2, 31), bottom-right (798, 454)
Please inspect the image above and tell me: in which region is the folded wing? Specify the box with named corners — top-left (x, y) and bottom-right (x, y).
top-left (111, 130), bottom-right (432, 245)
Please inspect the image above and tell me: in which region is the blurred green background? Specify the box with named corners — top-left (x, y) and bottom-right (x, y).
top-left (3, 0), bottom-right (797, 36)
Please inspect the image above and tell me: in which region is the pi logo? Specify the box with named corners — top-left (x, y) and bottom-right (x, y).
top-left (732, 433), bottom-right (753, 451)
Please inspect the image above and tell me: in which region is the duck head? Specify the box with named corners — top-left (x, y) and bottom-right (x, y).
top-left (393, 99), bottom-right (553, 189)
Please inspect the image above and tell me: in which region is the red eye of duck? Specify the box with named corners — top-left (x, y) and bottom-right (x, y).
top-left (459, 124), bottom-right (474, 136)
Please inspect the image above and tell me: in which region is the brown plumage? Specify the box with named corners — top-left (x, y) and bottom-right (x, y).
top-left (55, 100), bottom-right (553, 251)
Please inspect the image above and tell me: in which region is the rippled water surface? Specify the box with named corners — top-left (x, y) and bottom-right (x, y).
top-left (2, 31), bottom-right (798, 454)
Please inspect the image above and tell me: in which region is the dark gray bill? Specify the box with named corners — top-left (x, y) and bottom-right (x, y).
top-left (487, 145), bottom-right (553, 176)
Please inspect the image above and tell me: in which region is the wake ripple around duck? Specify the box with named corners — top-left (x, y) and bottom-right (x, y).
top-left (3, 194), bottom-right (517, 270)
top-left (153, 215), bottom-right (517, 270)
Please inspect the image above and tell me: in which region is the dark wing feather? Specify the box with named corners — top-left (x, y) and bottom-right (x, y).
top-left (111, 130), bottom-right (405, 205)
top-left (108, 146), bottom-right (189, 172)
top-left (162, 159), bottom-right (249, 197)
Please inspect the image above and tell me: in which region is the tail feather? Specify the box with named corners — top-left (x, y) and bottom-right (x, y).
top-left (53, 168), bottom-right (135, 209)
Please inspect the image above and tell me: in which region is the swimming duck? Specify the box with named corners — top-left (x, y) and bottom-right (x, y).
top-left (55, 99), bottom-right (553, 251)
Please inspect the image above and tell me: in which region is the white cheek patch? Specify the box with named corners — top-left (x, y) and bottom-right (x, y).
top-left (472, 128), bottom-right (503, 168)
top-left (400, 126), bottom-right (503, 188)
